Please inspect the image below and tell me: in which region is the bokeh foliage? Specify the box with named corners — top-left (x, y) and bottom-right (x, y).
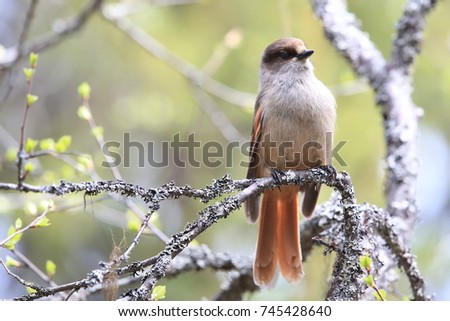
top-left (0, 0), bottom-right (449, 300)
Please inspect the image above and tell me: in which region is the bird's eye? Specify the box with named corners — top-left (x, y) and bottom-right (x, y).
top-left (279, 51), bottom-right (291, 59)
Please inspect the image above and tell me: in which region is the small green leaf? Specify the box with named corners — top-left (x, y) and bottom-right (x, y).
top-left (78, 82), bottom-right (91, 100)
top-left (46, 260), bottom-right (57, 278)
top-left (76, 154), bottom-right (93, 171)
top-left (359, 255), bottom-right (372, 270)
top-left (25, 138), bottom-right (38, 153)
top-left (35, 217), bottom-right (51, 227)
top-left (15, 218), bottom-right (23, 229)
top-left (364, 275), bottom-right (374, 287)
top-left (55, 135), bottom-right (72, 153)
top-left (5, 256), bottom-right (22, 268)
top-left (373, 289), bottom-right (386, 301)
top-left (152, 285), bottom-right (166, 301)
top-left (77, 105), bottom-right (92, 120)
top-left (23, 68), bottom-right (35, 81)
top-left (24, 162), bottom-right (34, 173)
top-left (29, 52), bottom-right (39, 68)
top-left (189, 239), bottom-right (200, 247)
top-left (91, 126), bottom-right (104, 140)
top-left (26, 287), bottom-right (36, 294)
top-left (39, 138), bottom-right (55, 151)
top-left (26, 94), bottom-right (39, 106)
top-left (4, 226), bottom-right (23, 250)
top-left (6, 148), bottom-right (18, 162)
top-left (127, 219), bottom-right (141, 232)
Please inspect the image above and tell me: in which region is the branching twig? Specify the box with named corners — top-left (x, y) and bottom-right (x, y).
top-left (2, 167), bottom-right (427, 301)
top-left (16, 0), bottom-right (39, 56)
top-left (0, 0), bottom-right (103, 69)
top-left (0, 206), bottom-right (51, 248)
top-left (100, 5), bottom-right (255, 108)
top-left (312, 0), bottom-right (436, 226)
top-left (312, 0), bottom-right (436, 300)
top-left (367, 205), bottom-right (429, 300)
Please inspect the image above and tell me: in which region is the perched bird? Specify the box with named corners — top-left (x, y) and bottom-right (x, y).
top-left (246, 38), bottom-right (336, 287)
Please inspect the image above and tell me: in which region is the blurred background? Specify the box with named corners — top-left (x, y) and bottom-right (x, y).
top-left (0, 0), bottom-right (449, 300)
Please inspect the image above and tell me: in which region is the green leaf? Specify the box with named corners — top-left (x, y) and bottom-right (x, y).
top-left (364, 275), bottom-right (374, 287)
top-left (15, 218), bottom-right (23, 229)
top-left (29, 52), bottom-right (38, 68)
top-left (4, 226), bottom-right (23, 250)
top-left (189, 239), bottom-right (200, 247)
top-left (26, 287), bottom-right (36, 294)
top-left (76, 154), bottom-right (93, 171)
top-left (25, 138), bottom-right (38, 153)
top-left (91, 126), bottom-right (104, 140)
top-left (152, 285), bottom-right (166, 301)
top-left (24, 162), bottom-right (34, 173)
top-left (6, 148), bottom-right (18, 162)
top-left (55, 135), bottom-right (72, 153)
top-left (77, 105), bottom-right (92, 120)
top-left (127, 219), bottom-right (141, 232)
top-left (35, 217), bottom-right (51, 227)
top-left (23, 68), bottom-right (35, 81)
top-left (39, 138), bottom-right (55, 151)
top-left (373, 289), bottom-right (386, 301)
top-left (46, 260), bottom-right (57, 278)
top-left (78, 82), bottom-right (91, 100)
top-left (359, 255), bottom-right (372, 270)
top-left (5, 256), bottom-right (22, 268)
top-left (26, 94), bottom-right (39, 106)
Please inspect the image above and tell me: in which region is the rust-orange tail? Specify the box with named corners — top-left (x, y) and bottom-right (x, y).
top-left (253, 186), bottom-right (304, 287)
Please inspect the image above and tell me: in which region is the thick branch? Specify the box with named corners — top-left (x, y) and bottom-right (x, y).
top-left (390, 0), bottom-right (437, 75)
top-left (325, 173), bottom-right (364, 300)
top-left (4, 167), bottom-right (427, 300)
top-left (312, 0), bottom-right (436, 229)
top-left (311, 0), bottom-right (386, 88)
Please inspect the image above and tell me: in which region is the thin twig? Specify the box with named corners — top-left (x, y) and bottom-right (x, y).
top-left (0, 259), bottom-right (41, 291)
top-left (191, 87), bottom-right (246, 143)
top-left (0, 0), bottom-right (103, 68)
top-left (17, 0), bottom-right (40, 56)
top-left (0, 206), bottom-right (51, 247)
top-left (100, 6), bottom-right (255, 108)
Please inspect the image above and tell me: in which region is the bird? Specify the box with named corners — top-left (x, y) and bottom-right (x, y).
top-left (245, 38), bottom-right (336, 287)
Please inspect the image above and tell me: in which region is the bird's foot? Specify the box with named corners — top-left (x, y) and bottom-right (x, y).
top-left (271, 169), bottom-right (286, 190)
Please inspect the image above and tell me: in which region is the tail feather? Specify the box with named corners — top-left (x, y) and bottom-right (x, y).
top-left (253, 187), bottom-right (303, 287)
top-left (277, 190), bottom-right (304, 283)
top-left (301, 182), bottom-right (321, 217)
top-left (253, 190), bottom-right (278, 287)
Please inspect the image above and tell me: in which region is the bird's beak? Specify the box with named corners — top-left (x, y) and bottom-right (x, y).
top-left (297, 50), bottom-right (314, 60)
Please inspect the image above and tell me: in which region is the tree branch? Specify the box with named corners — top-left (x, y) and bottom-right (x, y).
top-left (312, 0), bottom-right (436, 228)
top-left (368, 205), bottom-right (429, 300)
top-left (3, 165), bottom-right (427, 300)
top-left (0, 0), bottom-right (103, 69)
top-left (390, 0), bottom-right (437, 75)
top-left (100, 5), bottom-right (255, 108)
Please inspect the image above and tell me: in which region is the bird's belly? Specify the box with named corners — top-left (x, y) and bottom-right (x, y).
top-left (260, 114), bottom-right (331, 173)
